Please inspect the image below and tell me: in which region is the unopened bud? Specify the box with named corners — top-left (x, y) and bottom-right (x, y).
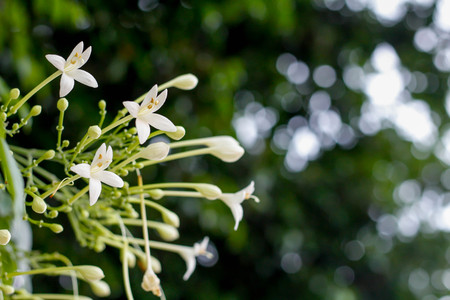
top-left (208, 143), bottom-right (244, 162)
top-left (0, 230), bottom-right (11, 245)
top-left (77, 265), bottom-right (105, 282)
top-left (87, 125), bottom-right (102, 139)
top-left (62, 140), bottom-right (70, 147)
top-left (169, 74), bottom-right (198, 90)
top-left (90, 280), bottom-right (111, 297)
top-left (42, 150), bottom-right (55, 160)
top-left (140, 142), bottom-right (170, 161)
top-left (10, 88), bottom-right (20, 100)
top-left (156, 223), bottom-right (179, 241)
top-left (12, 124), bottom-right (19, 131)
top-left (0, 112), bottom-right (6, 121)
top-left (148, 189), bottom-right (164, 200)
top-left (196, 184), bottom-right (222, 200)
top-left (57, 98), bottom-right (69, 111)
top-left (1, 285), bottom-right (14, 295)
top-left (162, 210), bottom-right (180, 228)
top-left (166, 126), bottom-right (185, 140)
top-left (30, 105), bottom-right (42, 117)
top-left (32, 196), bottom-right (47, 214)
top-left (94, 241), bottom-right (106, 253)
top-left (47, 210), bottom-right (58, 218)
top-left (121, 250), bottom-right (136, 268)
top-left (49, 224), bottom-right (63, 233)
top-left (98, 100), bottom-right (106, 111)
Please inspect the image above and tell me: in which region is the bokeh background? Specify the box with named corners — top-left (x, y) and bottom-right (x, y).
top-left (2, 0), bottom-right (450, 299)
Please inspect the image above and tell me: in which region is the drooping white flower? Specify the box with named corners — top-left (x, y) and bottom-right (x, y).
top-left (70, 143), bottom-right (124, 206)
top-left (46, 41), bottom-right (98, 97)
top-left (141, 269), bottom-right (162, 296)
top-left (179, 237), bottom-right (212, 281)
top-left (123, 85), bottom-right (176, 144)
top-left (219, 181), bottom-right (259, 231)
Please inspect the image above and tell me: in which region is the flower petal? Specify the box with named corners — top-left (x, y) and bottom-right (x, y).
top-left (92, 143), bottom-right (107, 167)
top-left (142, 85), bottom-right (158, 107)
top-left (152, 89), bottom-right (167, 112)
top-left (95, 171), bottom-right (124, 188)
top-left (144, 113), bottom-right (176, 132)
top-left (45, 54), bottom-right (65, 71)
top-left (136, 118), bottom-right (151, 144)
top-left (80, 46), bottom-right (92, 67)
top-left (220, 194), bottom-right (244, 231)
top-left (180, 251), bottom-right (196, 281)
top-left (89, 178), bottom-right (102, 206)
top-left (68, 69), bottom-right (98, 88)
top-left (70, 163), bottom-right (91, 178)
top-left (60, 73), bottom-right (75, 97)
top-left (105, 145), bottom-right (113, 163)
top-left (66, 42), bottom-right (84, 64)
top-left (123, 101), bottom-right (139, 118)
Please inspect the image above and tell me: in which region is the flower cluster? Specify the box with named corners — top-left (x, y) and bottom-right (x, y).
top-left (0, 41), bottom-right (259, 300)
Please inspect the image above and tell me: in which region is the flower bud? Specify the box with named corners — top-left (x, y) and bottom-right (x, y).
top-left (166, 126), bottom-right (185, 140)
top-left (1, 285), bottom-right (14, 295)
top-left (169, 74), bottom-right (198, 90)
top-left (140, 142), bottom-right (170, 161)
top-left (0, 112), bottom-right (6, 122)
top-left (42, 150), bottom-right (55, 160)
top-left (156, 223), bottom-right (179, 241)
top-left (0, 229), bottom-right (11, 245)
top-left (62, 140), bottom-right (70, 147)
top-left (9, 88), bottom-right (20, 100)
top-left (208, 143), bottom-right (244, 162)
top-left (47, 210), bottom-right (58, 218)
top-left (87, 125), bottom-right (102, 139)
top-left (49, 224), bottom-right (63, 233)
top-left (98, 100), bottom-right (106, 111)
top-left (12, 123), bottom-right (19, 131)
top-left (32, 196), bottom-right (47, 214)
top-left (162, 209), bottom-right (180, 228)
top-left (195, 184), bottom-right (222, 200)
top-left (76, 265), bottom-right (105, 282)
top-left (121, 250), bottom-right (136, 268)
top-left (30, 105), bottom-right (42, 117)
top-left (90, 280), bottom-right (111, 297)
top-left (148, 189), bottom-right (164, 200)
top-left (57, 98), bottom-right (69, 111)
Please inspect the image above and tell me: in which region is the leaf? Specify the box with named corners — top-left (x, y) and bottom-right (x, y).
top-left (0, 138), bottom-right (24, 218)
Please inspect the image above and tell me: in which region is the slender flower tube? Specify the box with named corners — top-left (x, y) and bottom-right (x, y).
top-left (218, 181), bottom-right (260, 230)
top-left (46, 41), bottom-right (98, 97)
top-left (70, 143), bottom-right (124, 205)
top-left (123, 85), bottom-right (176, 144)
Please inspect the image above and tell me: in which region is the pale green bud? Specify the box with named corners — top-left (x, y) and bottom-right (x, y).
top-left (62, 140), bottom-right (70, 147)
top-left (32, 196), bottom-right (47, 214)
top-left (49, 224), bottom-right (63, 233)
top-left (90, 280), bottom-right (111, 297)
top-left (57, 98), bottom-right (69, 111)
top-left (148, 189), bottom-right (164, 200)
top-left (12, 123), bottom-right (19, 131)
top-left (94, 241), bottom-right (106, 253)
top-left (208, 143), bottom-right (244, 162)
top-left (98, 100), bottom-right (106, 110)
top-left (43, 150), bottom-right (55, 160)
top-left (139, 142), bottom-right (170, 161)
top-left (156, 223), bottom-right (179, 241)
top-left (47, 210), bottom-right (58, 218)
top-left (121, 250), bottom-right (136, 268)
top-left (76, 265), bottom-right (105, 282)
top-left (9, 88), bottom-right (20, 100)
top-left (0, 229), bottom-right (11, 245)
top-left (1, 285), bottom-right (14, 295)
top-left (0, 112), bottom-right (6, 121)
top-left (87, 125), bottom-right (102, 139)
top-left (30, 105), bottom-right (42, 117)
top-left (162, 210), bottom-right (180, 228)
top-left (196, 184), bottom-right (222, 200)
top-left (169, 74), bottom-right (198, 90)
top-left (166, 126), bottom-right (185, 140)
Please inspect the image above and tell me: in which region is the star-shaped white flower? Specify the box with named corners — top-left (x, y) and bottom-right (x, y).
top-left (123, 85), bottom-right (176, 144)
top-left (70, 143), bottom-right (124, 206)
top-left (46, 41), bottom-right (98, 97)
top-left (219, 181), bottom-right (260, 231)
top-left (179, 237), bottom-right (212, 281)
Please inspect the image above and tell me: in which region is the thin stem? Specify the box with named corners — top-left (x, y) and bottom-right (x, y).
top-left (129, 182), bottom-right (203, 192)
top-left (8, 71), bottom-right (62, 116)
top-left (40, 175), bottom-right (80, 200)
top-left (68, 186), bottom-right (89, 205)
top-left (141, 148), bottom-right (210, 167)
top-left (101, 115), bottom-right (133, 136)
top-left (137, 172), bottom-right (152, 270)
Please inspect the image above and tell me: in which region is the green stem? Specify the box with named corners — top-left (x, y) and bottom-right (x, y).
top-left (8, 71), bottom-right (61, 116)
top-left (141, 148), bottom-right (210, 167)
top-left (129, 182), bottom-right (204, 192)
top-left (40, 175), bottom-right (80, 200)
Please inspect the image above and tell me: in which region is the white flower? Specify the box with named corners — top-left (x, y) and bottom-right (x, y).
top-left (219, 181), bottom-right (259, 231)
top-left (46, 41), bottom-right (98, 97)
top-left (70, 143), bottom-right (124, 206)
top-left (123, 85), bottom-right (176, 144)
top-left (180, 237), bottom-right (212, 281)
top-left (141, 269), bottom-right (162, 296)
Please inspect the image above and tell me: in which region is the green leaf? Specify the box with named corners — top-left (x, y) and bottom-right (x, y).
top-left (0, 138), bottom-right (24, 218)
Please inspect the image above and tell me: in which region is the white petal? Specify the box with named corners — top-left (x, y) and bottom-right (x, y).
top-left (95, 171), bottom-right (124, 188)
top-left (45, 54), bottom-right (65, 71)
top-left (89, 178), bottom-right (102, 206)
top-left (180, 252), bottom-right (196, 281)
top-left (243, 181), bottom-right (255, 196)
top-left (136, 118), bottom-right (151, 144)
top-left (152, 89), bottom-right (167, 112)
top-left (123, 101), bottom-right (139, 118)
top-left (70, 163), bottom-right (91, 178)
top-left (60, 73), bottom-right (75, 97)
top-left (92, 143), bottom-right (107, 167)
top-left (80, 46), bottom-right (92, 67)
top-left (68, 69), bottom-right (98, 88)
top-left (67, 42), bottom-right (84, 63)
top-left (142, 85), bottom-right (158, 107)
top-left (220, 194), bottom-right (244, 230)
top-left (144, 113), bottom-right (176, 132)
top-left (106, 145), bottom-right (113, 163)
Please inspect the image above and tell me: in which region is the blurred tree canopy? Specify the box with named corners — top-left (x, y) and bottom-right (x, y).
top-left (2, 0), bottom-right (450, 299)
